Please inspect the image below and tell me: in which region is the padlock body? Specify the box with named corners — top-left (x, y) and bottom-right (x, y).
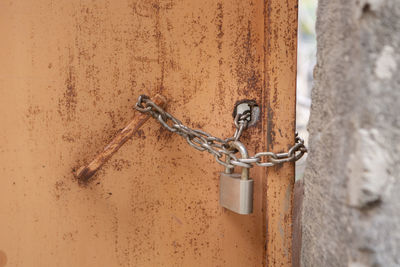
top-left (219, 172), bottom-right (253, 214)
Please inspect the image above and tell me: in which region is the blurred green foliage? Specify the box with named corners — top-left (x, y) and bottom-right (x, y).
top-left (299, 0), bottom-right (317, 37)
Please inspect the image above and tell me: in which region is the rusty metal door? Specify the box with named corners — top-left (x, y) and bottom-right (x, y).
top-left (0, 0), bottom-right (297, 266)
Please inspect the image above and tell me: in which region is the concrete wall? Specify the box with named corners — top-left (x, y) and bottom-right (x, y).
top-left (301, 0), bottom-right (400, 266)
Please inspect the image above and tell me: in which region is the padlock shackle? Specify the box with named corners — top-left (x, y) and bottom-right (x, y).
top-left (230, 141), bottom-right (249, 180)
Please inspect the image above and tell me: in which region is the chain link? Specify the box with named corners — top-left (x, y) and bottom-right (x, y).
top-left (135, 95), bottom-right (307, 169)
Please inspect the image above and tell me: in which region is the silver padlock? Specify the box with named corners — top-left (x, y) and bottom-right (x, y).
top-left (219, 141), bottom-right (253, 215)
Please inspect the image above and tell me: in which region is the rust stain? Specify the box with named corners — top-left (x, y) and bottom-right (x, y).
top-left (58, 65), bottom-right (77, 122)
top-left (54, 180), bottom-right (71, 200)
top-left (216, 2), bottom-right (224, 49)
top-left (233, 19), bottom-right (262, 97)
top-left (133, 129), bottom-right (146, 139)
top-left (215, 1), bottom-right (226, 109)
top-left (264, 0), bottom-right (298, 266)
top-left (111, 158), bottom-right (131, 171)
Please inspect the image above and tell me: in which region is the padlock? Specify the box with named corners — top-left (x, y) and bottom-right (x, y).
top-left (219, 141), bottom-right (253, 215)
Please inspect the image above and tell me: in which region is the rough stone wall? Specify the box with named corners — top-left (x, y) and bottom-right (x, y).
top-left (301, 0), bottom-right (400, 266)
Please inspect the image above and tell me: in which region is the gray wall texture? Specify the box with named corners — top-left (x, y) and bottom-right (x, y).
top-left (301, 0), bottom-right (400, 266)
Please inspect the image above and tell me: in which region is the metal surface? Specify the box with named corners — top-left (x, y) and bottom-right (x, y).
top-left (220, 173), bottom-right (254, 215)
top-left (264, 0), bottom-right (299, 265)
top-left (0, 0), bottom-right (298, 266)
top-left (220, 141), bottom-right (253, 214)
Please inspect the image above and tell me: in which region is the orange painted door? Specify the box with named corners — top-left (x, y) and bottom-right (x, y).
top-left (0, 0), bottom-right (297, 266)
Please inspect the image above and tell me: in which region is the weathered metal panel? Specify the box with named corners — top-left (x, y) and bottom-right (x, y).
top-left (0, 0), bottom-right (297, 266)
top-left (264, 0), bottom-right (298, 265)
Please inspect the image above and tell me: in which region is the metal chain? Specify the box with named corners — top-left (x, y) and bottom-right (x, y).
top-left (135, 95), bottom-right (307, 169)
